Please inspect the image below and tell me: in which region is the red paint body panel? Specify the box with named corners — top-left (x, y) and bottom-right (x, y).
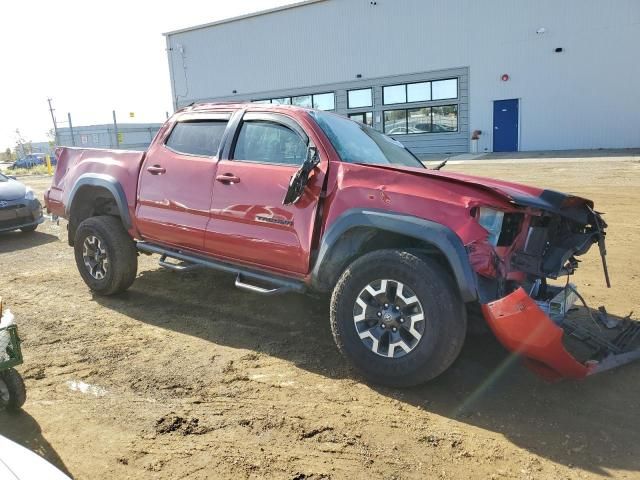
top-left (481, 288), bottom-right (591, 379)
top-left (204, 110), bottom-right (329, 275)
top-left (319, 161), bottom-right (511, 248)
top-left (205, 160), bottom-right (324, 274)
top-left (46, 146), bottom-right (147, 238)
top-left (136, 124), bottom-right (217, 252)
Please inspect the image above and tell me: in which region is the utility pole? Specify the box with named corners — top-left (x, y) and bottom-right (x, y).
top-left (112, 110), bottom-right (120, 148)
top-left (67, 113), bottom-right (76, 146)
top-left (47, 97), bottom-right (60, 145)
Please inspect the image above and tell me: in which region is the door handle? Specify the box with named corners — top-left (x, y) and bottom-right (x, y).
top-left (216, 173), bottom-right (241, 184)
top-left (147, 165), bottom-right (166, 175)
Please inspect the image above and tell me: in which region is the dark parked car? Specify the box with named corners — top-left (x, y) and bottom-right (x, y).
top-left (10, 153), bottom-right (57, 170)
top-left (0, 172), bottom-right (44, 233)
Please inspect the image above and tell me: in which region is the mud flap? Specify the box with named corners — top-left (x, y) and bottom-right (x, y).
top-left (481, 288), bottom-right (640, 380)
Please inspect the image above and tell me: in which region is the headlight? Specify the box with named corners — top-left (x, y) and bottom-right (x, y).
top-left (477, 207), bottom-right (504, 246)
top-left (24, 187), bottom-right (35, 201)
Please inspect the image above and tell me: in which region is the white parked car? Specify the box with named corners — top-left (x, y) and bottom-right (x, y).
top-left (0, 435), bottom-right (71, 480)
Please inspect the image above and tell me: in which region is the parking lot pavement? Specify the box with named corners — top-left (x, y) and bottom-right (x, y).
top-left (1, 160), bottom-right (639, 479)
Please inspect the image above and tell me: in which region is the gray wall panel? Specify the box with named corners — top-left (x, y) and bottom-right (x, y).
top-left (166, 0), bottom-right (640, 152)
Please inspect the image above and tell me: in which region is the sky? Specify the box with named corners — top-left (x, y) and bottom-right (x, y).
top-left (0, 0), bottom-right (295, 149)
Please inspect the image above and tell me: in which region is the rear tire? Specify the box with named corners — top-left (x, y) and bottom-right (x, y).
top-left (0, 368), bottom-right (26, 411)
top-left (330, 249), bottom-right (466, 387)
top-left (74, 216), bottom-right (137, 295)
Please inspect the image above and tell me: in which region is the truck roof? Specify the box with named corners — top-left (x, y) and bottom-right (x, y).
top-left (177, 102), bottom-right (315, 115)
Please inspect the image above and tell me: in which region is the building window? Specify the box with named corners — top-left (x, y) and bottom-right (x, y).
top-left (292, 95), bottom-right (313, 108)
top-left (312, 92), bottom-right (336, 111)
top-left (383, 85), bottom-right (406, 105)
top-left (255, 92), bottom-right (335, 111)
top-left (348, 88), bottom-right (373, 108)
top-left (408, 107), bottom-right (431, 134)
top-left (432, 105), bottom-right (458, 132)
top-left (407, 82), bottom-right (431, 102)
top-left (348, 112), bottom-right (373, 127)
top-left (432, 79), bottom-right (458, 100)
top-left (384, 110), bottom-right (408, 135)
top-left (383, 78), bottom-right (458, 105)
top-left (384, 105), bottom-right (458, 135)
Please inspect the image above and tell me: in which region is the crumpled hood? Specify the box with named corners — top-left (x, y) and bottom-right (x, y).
top-left (429, 169), bottom-right (593, 211)
top-left (364, 163), bottom-right (594, 222)
top-left (0, 177), bottom-right (26, 201)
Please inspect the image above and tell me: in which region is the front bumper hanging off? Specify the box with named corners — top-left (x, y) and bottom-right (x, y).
top-left (482, 287), bottom-right (640, 381)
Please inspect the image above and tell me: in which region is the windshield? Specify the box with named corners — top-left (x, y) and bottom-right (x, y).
top-left (0, 172), bottom-right (7, 182)
top-left (310, 111), bottom-right (425, 169)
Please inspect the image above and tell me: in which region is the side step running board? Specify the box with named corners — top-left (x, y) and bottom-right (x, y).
top-left (159, 254), bottom-right (201, 272)
top-left (137, 242), bottom-right (306, 296)
top-left (235, 274), bottom-right (288, 296)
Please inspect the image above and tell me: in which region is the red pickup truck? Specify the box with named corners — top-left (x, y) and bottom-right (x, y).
top-left (44, 103), bottom-right (640, 386)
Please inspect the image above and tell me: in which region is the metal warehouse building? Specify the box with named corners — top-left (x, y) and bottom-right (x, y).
top-left (57, 123), bottom-right (162, 151)
top-left (164, 0), bottom-right (640, 156)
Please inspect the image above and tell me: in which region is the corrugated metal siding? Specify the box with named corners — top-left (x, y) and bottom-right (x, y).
top-left (167, 0), bottom-right (640, 152)
top-left (57, 124), bottom-right (162, 151)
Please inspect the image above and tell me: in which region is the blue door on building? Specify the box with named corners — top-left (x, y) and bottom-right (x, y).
top-left (493, 99), bottom-right (519, 152)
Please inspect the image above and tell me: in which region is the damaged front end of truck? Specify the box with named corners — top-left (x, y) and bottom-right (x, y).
top-left (468, 190), bottom-right (640, 381)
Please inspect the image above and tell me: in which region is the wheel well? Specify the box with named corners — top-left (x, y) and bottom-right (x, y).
top-left (314, 227), bottom-right (458, 292)
top-left (67, 186), bottom-right (122, 246)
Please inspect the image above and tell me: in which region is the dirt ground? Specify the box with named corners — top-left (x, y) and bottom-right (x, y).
top-left (1, 159), bottom-right (639, 479)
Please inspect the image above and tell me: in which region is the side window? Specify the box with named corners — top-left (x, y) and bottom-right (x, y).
top-left (233, 121), bottom-right (307, 165)
top-left (165, 121), bottom-right (228, 156)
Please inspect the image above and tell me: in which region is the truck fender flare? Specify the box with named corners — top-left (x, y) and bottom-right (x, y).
top-left (65, 173), bottom-right (132, 230)
top-left (311, 208), bottom-right (478, 302)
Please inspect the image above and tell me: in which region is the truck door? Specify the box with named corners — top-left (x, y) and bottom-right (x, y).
top-left (205, 112), bottom-right (326, 275)
top-left (136, 113), bottom-right (231, 251)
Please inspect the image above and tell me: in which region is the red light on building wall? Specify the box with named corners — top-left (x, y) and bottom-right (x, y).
top-left (501, 74), bottom-right (510, 82)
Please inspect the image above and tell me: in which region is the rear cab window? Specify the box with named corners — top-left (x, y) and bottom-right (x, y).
top-left (165, 113), bottom-right (231, 157)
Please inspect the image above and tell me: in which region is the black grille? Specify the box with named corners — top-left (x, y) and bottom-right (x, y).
top-left (497, 213), bottom-right (524, 246)
top-left (0, 203), bottom-right (25, 211)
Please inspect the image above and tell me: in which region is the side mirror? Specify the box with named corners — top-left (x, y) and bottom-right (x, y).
top-left (283, 146), bottom-right (319, 206)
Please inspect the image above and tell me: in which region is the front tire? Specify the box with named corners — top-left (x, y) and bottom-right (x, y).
top-left (74, 216), bottom-right (138, 295)
top-left (330, 249), bottom-right (466, 387)
top-left (20, 224), bottom-right (38, 233)
top-left (0, 368), bottom-right (26, 411)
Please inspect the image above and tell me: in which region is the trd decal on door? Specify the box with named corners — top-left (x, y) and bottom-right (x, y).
top-left (256, 215), bottom-right (293, 226)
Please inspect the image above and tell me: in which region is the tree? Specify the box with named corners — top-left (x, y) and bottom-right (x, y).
top-left (0, 148), bottom-right (14, 162)
top-left (46, 128), bottom-right (56, 149)
top-left (14, 129), bottom-right (32, 157)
